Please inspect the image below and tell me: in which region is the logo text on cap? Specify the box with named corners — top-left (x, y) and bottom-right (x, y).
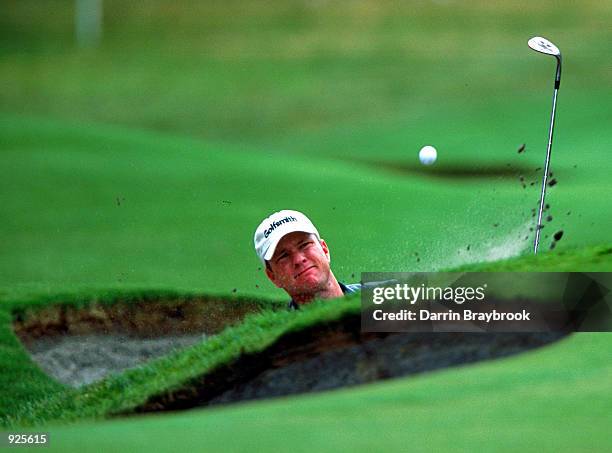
top-left (264, 216), bottom-right (298, 239)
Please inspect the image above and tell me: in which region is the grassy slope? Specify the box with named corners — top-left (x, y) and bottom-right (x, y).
top-left (4, 246), bottom-right (610, 431)
top-left (0, 247), bottom-right (612, 451)
top-left (2, 1), bottom-right (610, 150)
top-left (1, 115), bottom-right (610, 306)
top-left (1, 1), bottom-right (610, 449)
top-left (0, 308), bottom-right (65, 421)
top-left (450, 243), bottom-right (612, 272)
top-left (0, 111), bottom-right (610, 443)
top-left (37, 334), bottom-right (612, 452)
top-left (0, 289), bottom-right (283, 422)
top-left (2, 1), bottom-right (610, 302)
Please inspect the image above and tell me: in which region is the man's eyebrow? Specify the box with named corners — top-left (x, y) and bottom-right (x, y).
top-left (274, 248), bottom-right (288, 260)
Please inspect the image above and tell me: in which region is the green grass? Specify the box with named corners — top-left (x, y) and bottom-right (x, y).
top-left (2, 1), bottom-right (610, 304)
top-left (0, 289), bottom-right (283, 422)
top-left (1, 1), bottom-right (610, 450)
top-left (0, 308), bottom-right (65, 422)
top-left (3, 244), bottom-right (610, 431)
top-left (1, 114), bottom-right (610, 306)
top-left (450, 243), bottom-right (612, 272)
top-left (4, 296), bottom-right (358, 427)
top-left (35, 333), bottom-right (612, 452)
top-left (2, 1), bottom-right (611, 149)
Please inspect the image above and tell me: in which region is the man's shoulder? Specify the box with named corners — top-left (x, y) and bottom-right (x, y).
top-left (339, 282), bottom-right (362, 294)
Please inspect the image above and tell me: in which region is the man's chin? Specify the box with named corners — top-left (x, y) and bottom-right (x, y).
top-left (292, 278), bottom-right (325, 295)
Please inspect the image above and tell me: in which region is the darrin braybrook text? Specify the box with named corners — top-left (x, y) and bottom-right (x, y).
top-left (372, 309), bottom-right (531, 322)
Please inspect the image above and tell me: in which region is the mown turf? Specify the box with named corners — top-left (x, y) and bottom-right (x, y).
top-left (0, 289), bottom-right (282, 421)
top-left (450, 243), bottom-right (612, 272)
top-left (3, 244), bottom-right (610, 432)
top-left (2, 114), bottom-right (610, 307)
top-left (2, 1), bottom-right (611, 150)
top-left (1, 1), bottom-right (610, 450)
top-left (3, 294), bottom-right (358, 427)
top-left (1, 101), bottom-right (610, 449)
top-left (0, 308), bottom-right (65, 422)
top-left (2, 2), bottom-right (611, 305)
top-left (34, 333), bottom-right (612, 452)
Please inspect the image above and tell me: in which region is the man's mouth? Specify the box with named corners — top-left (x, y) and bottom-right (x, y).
top-left (294, 266), bottom-right (316, 280)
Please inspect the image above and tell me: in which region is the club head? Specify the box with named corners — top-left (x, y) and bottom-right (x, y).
top-left (528, 37), bottom-right (561, 58)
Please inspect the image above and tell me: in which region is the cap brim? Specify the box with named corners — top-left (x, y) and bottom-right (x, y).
top-left (262, 235), bottom-right (282, 261)
top-left (261, 227), bottom-right (319, 261)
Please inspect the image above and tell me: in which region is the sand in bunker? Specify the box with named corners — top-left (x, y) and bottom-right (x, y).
top-left (14, 297), bottom-right (262, 388)
top-left (25, 333), bottom-right (206, 387)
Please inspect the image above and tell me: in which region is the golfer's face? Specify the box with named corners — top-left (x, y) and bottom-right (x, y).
top-left (267, 232), bottom-right (331, 294)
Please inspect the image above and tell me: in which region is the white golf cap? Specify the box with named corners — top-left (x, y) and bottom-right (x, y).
top-left (254, 210), bottom-right (320, 262)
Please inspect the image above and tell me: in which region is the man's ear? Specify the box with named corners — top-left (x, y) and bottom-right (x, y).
top-left (319, 238), bottom-right (331, 262)
top-left (265, 264), bottom-right (283, 288)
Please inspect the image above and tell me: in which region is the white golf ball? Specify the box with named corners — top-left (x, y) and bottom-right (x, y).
top-left (419, 145), bottom-right (437, 165)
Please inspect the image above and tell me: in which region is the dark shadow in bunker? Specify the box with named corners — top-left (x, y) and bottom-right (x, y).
top-left (132, 313), bottom-right (567, 414)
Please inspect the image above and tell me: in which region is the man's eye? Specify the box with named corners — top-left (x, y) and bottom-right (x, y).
top-left (300, 242), bottom-right (313, 249)
top-left (276, 253), bottom-right (288, 262)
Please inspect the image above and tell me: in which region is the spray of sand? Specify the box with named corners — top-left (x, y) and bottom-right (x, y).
top-left (430, 220), bottom-right (533, 271)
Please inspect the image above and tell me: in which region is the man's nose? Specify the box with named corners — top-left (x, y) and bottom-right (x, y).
top-left (292, 250), bottom-right (307, 267)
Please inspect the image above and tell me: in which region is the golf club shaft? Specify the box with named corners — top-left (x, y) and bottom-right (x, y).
top-left (534, 60), bottom-right (561, 254)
